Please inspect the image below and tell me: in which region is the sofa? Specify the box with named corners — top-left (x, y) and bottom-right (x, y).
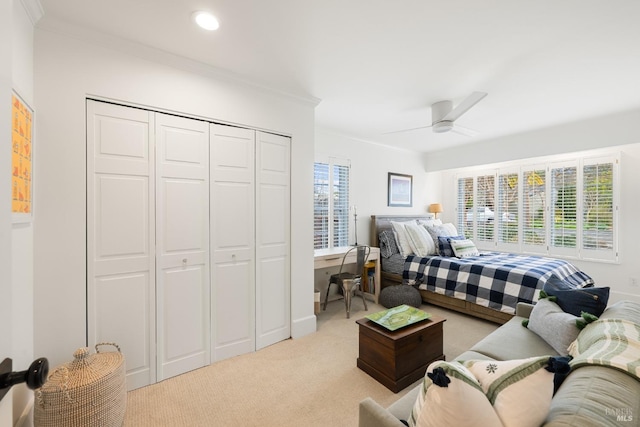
top-left (359, 300), bottom-right (640, 427)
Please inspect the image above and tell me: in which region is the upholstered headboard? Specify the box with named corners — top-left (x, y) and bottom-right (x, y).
top-left (370, 214), bottom-right (434, 247)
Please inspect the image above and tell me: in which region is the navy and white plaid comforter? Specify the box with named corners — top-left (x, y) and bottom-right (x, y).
top-left (403, 252), bottom-right (594, 314)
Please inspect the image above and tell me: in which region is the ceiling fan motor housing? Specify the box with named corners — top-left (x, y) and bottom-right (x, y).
top-left (431, 100), bottom-right (453, 123)
top-left (432, 120), bottom-right (453, 133)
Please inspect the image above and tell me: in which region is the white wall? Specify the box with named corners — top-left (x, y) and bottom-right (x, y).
top-left (2, 0), bottom-right (40, 425)
top-left (425, 110), bottom-right (640, 305)
top-left (316, 110), bottom-right (640, 307)
top-left (313, 129), bottom-right (436, 294)
top-left (33, 27), bottom-right (317, 369)
top-left (0, 0), bottom-right (14, 421)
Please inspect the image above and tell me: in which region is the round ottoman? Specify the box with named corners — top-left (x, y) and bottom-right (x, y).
top-left (379, 285), bottom-right (422, 308)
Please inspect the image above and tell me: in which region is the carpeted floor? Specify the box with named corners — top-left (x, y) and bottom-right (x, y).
top-left (124, 300), bottom-right (498, 426)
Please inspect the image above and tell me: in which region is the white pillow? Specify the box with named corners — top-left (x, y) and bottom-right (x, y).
top-left (404, 222), bottom-right (437, 257)
top-left (424, 223), bottom-right (459, 247)
top-left (417, 218), bottom-right (443, 228)
top-left (390, 220), bottom-right (416, 258)
top-left (449, 239), bottom-right (479, 258)
top-left (409, 361), bottom-right (502, 427)
top-left (462, 357), bottom-right (555, 427)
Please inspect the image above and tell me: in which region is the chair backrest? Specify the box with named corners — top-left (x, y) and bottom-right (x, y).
top-left (338, 245), bottom-right (371, 277)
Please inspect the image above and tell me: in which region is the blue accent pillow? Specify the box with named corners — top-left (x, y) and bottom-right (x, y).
top-left (542, 274), bottom-right (609, 317)
top-left (437, 235), bottom-right (465, 257)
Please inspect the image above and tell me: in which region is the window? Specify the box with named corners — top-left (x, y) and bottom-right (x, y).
top-left (457, 177), bottom-right (474, 239)
top-left (582, 157), bottom-right (615, 260)
top-left (497, 171), bottom-right (518, 244)
top-left (475, 174), bottom-right (495, 242)
top-left (522, 167), bottom-right (546, 249)
top-left (455, 153), bottom-right (618, 262)
top-left (314, 159), bottom-right (350, 249)
top-left (550, 163), bottom-right (578, 252)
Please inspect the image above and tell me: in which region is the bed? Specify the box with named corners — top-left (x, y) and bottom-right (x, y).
top-left (370, 215), bottom-right (594, 324)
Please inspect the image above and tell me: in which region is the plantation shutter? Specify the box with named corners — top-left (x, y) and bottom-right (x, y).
top-left (313, 159), bottom-right (350, 249)
top-left (497, 171), bottom-right (519, 246)
top-left (475, 174), bottom-right (495, 245)
top-left (313, 163), bottom-right (329, 249)
top-left (456, 176), bottom-right (474, 239)
top-left (549, 162), bottom-right (578, 257)
top-left (582, 156), bottom-right (617, 261)
top-left (521, 166), bottom-right (547, 253)
top-left (332, 163), bottom-right (350, 247)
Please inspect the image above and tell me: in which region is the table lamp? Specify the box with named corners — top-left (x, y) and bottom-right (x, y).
top-left (428, 203), bottom-right (443, 219)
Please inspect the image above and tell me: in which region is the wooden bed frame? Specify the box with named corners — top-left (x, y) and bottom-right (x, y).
top-left (370, 215), bottom-right (513, 325)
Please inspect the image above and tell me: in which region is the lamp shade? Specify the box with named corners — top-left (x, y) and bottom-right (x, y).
top-left (428, 203), bottom-right (443, 218)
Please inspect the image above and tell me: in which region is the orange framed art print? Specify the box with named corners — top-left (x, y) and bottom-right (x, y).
top-left (11, 90), bottom-right (33, 222)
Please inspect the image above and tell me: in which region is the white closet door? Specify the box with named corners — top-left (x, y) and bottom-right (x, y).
top-left (256, 131), bottom-right (291, 350)
top-left (210, 124), bottom-right (256, 361)
top-left (156, 113), bottom-right (210, 380)
top-left (87, 100), bottom-right (156, 390)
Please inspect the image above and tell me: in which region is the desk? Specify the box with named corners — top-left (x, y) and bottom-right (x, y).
top-left (314, 246), bottom-right (381, 304)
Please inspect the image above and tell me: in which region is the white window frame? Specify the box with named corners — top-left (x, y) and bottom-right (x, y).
top-left (313, 157), bottom-right (351, 249)
top-left (454, 153), bottom-right (619, 263)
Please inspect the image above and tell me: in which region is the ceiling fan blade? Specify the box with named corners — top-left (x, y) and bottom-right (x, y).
top-left (450, 124), bottom-right (480, 137)
top-left (442, 91), bottom-right (487, 122)
top-left (382, 123), bottom-right (433, 135)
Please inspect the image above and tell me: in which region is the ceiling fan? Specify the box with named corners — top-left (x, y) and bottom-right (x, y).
top-left (386, 91), bottom-right (487, 136)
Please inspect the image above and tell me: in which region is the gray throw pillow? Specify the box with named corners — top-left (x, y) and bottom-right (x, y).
top-left (525, 298), bottom-right (582, 355)
top-left (379, 230), bottom-right (399, 258)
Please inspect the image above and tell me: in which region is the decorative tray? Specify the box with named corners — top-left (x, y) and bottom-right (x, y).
top-left (365, 304), bottom-right (431, 331)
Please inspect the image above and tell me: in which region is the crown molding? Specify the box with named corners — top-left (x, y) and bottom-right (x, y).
top-left (20, 0), bottom-right (44, 25)
top-left (35, 16), bottom-right (321, 107)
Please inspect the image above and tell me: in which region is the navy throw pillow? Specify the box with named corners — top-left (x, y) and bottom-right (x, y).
top-left (437, 235), bottom-right (465, 257)
top-left (542, 274), bottom-right (609, 317)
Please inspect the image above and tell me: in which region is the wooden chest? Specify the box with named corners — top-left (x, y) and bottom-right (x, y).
top-left (356, 314), bottom-right (446, 393)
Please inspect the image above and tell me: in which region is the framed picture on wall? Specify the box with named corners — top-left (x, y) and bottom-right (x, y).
top-left (387, 172), bottom-right (412, 207)
top-left (11, 90), bottom-right (34, 223)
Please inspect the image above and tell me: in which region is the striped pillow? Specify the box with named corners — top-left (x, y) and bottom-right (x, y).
top-left (449, 238), bottom-right (479, 258)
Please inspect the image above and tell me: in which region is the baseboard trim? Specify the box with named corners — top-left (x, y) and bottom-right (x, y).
top-left (15, 398), bottom-right (33, 427)
top-left (291, 314), bottom-right (316, 338)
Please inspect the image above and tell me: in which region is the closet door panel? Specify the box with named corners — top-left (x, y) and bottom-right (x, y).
top-left (94, 273), bottom-right (151, 390)
top-left (156, 113), bottom-right (210, 381)
top-left (211, 124), bottom-right (256, 361)
top-left (159, 266), bottom-right (208, 379)
top-left (87, 100), bottom-right (156, 390)
top-left (256, 132), bottom-right (291, 350)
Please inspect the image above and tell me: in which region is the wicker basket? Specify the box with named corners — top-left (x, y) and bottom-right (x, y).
top-left (34, 343), bottom-right (127, 427)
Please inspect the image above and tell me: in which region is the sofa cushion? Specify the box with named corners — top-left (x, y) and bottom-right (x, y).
top-left (599, 299), bottom-right (640, 323)
top-left (463, 356), bottom-right (557, 427)
top-left (469, 316), bottom-right (558, 360)
top-left (409, 358), bottom-right (558, 427)
top-left (525, 298), bottom-right (584, 355)
top-left (546, 366), bottom-right (640, 426)
top-left (408, 361), bottom-right (502, 427)
top-left (542, 275), bottom-right (609, 317)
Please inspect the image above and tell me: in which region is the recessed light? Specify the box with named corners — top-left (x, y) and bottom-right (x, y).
top-left (193, 11), bottom-right (219, 31)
